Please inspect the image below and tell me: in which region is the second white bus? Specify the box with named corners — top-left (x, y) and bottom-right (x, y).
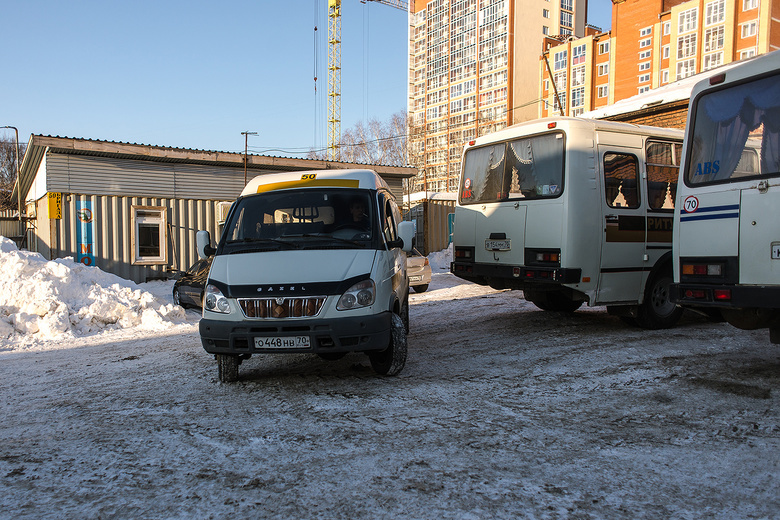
top-left (450, 117), bottom-right (685, 329)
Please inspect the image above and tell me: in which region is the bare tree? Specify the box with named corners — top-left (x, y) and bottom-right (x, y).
top-left (309, 110), bottom-right (408, 166)
top-left (0, 136), bottom-right (25, 210)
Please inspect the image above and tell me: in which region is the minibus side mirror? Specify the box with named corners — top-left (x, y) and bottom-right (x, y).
top-left (196, 230), bottom-right (216, 259)
top-left (397, 221), bottom-right (414, 252)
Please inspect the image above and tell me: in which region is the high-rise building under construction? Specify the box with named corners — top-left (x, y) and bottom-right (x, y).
top-left (407, 0), bottom-right (588, 193)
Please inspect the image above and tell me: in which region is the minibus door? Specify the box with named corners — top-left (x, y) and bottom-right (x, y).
top-left (739, 183), bottom-right (780, 284)
top-left (597, 149), bottom-right (646, 303)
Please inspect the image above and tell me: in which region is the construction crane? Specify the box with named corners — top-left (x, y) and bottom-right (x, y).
top-left (327, 0), bottom-right (409, 160)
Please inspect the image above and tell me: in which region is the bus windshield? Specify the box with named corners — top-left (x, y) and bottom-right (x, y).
top-left (686, 72), bottom-right (780, 185)
top-left (459, 132), bottom-right (564, 204)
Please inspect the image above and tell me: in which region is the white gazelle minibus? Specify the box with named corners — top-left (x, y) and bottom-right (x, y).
top-left (671, 51), bottom-right (780, 343)
top-left (450, 117), bottom-right (685, 328)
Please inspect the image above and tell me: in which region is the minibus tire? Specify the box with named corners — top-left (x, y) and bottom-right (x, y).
top-left (637, 271), bottom-right (682, 329)
top-left (525, 289), bottom-right (583, 313)
top-left (217, 354), bottom-right (240, 383)
top-left (369, 314), bottom-right (407, 376)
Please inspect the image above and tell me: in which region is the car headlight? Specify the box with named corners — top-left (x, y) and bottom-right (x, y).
top-left (204, 284), bottom-right (231, 314)
top-left (336, 279), bottom-right (375, 310)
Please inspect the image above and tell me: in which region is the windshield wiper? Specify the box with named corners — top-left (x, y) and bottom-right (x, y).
top-left (295, 233), bottom-right (366, 247)
top-left (225, 237), bottom-right (300, 250)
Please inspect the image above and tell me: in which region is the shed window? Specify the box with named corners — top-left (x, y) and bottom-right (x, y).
top-left (132, 206), bottom-right (167, 265)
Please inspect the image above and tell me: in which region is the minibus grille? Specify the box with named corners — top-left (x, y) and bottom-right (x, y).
top-left (238, 297), bottom-right (327, 319)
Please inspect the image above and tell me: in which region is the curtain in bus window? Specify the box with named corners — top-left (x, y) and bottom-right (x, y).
top-left (646, 142), bottom-right (678, 210)
top-left (461, 143), bottom-right (506, 203)
top-left (689, 75), bottom-right (780, 183)
top-left (604, 153), bottom-right (640, 208)
top-left (506, 134), bottom-right (564, 198)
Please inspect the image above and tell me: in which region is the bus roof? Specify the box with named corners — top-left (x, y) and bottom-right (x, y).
top-left (466, 116), bottom-right (683, 149)
top-left (689, 49), bottom-right (780, 101)
top-left (240, 169), bottom-right (391, 197)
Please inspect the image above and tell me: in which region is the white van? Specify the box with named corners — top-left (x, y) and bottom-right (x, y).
top-left (196, 169), bottom-right (415, 382)
top-left (671, 51), bottom-right (780, 343)
top-left (451, 117), bottom-right (685, 328)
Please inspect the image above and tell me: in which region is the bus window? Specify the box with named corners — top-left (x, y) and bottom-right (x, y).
top-left (460, 132), bottom-right (564, 204)
top-left (686, 72), bottom-right (780, 185)
top-left (646, 141), bottom-right (681, 210)
top-left (604, 153), bottom-right (640, 209)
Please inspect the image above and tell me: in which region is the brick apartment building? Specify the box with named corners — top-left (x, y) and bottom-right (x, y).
top-left (541, 0), bottom-right (780, 118)
top-left (408, 0), bottom-right (588, 193)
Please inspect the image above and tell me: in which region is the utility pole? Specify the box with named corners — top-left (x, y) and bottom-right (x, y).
top-left (241, 131), bottom-right (257, 186)
top-left (1, 126), bottom-right (21, 224)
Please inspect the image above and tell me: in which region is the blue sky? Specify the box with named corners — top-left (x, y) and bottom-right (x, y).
top-left (1, 0), bottom-right (612, 157)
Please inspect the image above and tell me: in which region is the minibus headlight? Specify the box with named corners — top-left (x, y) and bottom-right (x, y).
top-left (204, 284), bottom-right (231, 314)
top-left (337, 280), bottom-right (376, 310)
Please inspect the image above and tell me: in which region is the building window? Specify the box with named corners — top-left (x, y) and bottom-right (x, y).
top-left (639, 38), bottom-right (652, 48)
top-left (599, 41), bottom-right (610, 54)
top-left (571, 87), bottom-right (585, 109)
top-left (740, 48), bottom-right (756, 59)
top-left (639, 50), bottom-right (652, 60)
top-left (743, 0), bottom-right (758, 10)
top-left (598, 63), bottom-right (609, 76)
top-left (662, 69), bottom-right (669, 83)
top-left (571, 65), bottom-right (585, 86)
top-left (560, 11), bottom-right (573, 28)
top-left (572, 44), bottom-right (586, 65)
top-left (542, 25), bottom-right (549, 35)
top-left (677, 34), bottom-right (697, 59)
top-left (597, 85), bottom-right (608, 98)
top-left (543, 9), bottom-right (549, 18)
top-left (741, 21), bottom-right (757, 38)
top-left (554, 50), bottom-right (568, 71)
top-left (704, 26), bottom-right (725, 52)
top-left (638, 73), bottom-right (651, 83)
top-left (663, 21), bottom-right (671, 35)
top-left (132, 206), bottom-right (168, 265)
top-left (676, 58), bottom-right (696, 80)
top-left (663, 45), bottom-right (670, 59)
top-left (640, 27), bottom-right (652, 36)
top-left (639, 61), bottom-right (651, 71)
top-left (705, 0), bottom-right (725, 26)
top-left (554, 70), bottom-right (567, 91)
top-left (703, 52), bottom-right (724, 70)
top-left (638, 86), bottom-right (650, 94)
top-left (561, 0), bottom-right (573, 10)
top-left (678, 8), bottom-right (698, 33)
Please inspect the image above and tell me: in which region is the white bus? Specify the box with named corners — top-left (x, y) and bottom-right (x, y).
top-left (671, 50), bottom-right (780, 343)
top-left (450, 117), bottom-right (685, 329)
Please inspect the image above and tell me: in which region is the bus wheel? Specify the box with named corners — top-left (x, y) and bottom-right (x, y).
top-left (637, 271), bottom-right (682, 329)
top-left (369, 314), bottom-right (407, 376)
top-left (216, 354), bottom-right (240, 383)
top-left (525, 289), bottom-right (583, 313)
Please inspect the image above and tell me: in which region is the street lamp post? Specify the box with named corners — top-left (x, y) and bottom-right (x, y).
top-left (241, 131), bottom-right (258, 186)
top-left (1, 126), bottom-right (21, 225)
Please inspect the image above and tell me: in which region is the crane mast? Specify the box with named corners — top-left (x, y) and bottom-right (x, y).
top-left (327, 0), bottom-right (409, 161)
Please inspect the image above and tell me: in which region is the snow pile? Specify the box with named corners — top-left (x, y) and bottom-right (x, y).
top-left (0, 236), bottom-right (186, 343)
top-left (427, 243), bottom-right (452, 271)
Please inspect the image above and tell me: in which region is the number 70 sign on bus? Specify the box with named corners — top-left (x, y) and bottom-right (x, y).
top-left (683, 195), bottom-right (699, 213)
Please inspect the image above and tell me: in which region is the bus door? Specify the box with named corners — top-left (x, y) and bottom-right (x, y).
top-left (597, 148), bottom-right (646, 303)
top-left (740, 183), bottom-right (780, 284)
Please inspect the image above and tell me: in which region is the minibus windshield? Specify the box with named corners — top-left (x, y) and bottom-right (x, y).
top-left (686, 72), bottom-right (780, 185)
top-left (459, 132), bottom-right (564, 204)
top-left (222, 189), bottom-right (374, 251)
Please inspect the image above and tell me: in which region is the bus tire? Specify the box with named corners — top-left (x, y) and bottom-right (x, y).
top-left (369, 313), bottom-right (407, 376)
top-left (636, 270), bottom-right (682, 329)
top-left (217, 354), bottom-right (240, 383)
top-left (525, 289), bottom-right (583, 313)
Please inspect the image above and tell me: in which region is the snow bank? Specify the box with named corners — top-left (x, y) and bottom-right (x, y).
top-left (0, 236), bottom-right (186, 344)
top-left (427, 243), bottom-right (453, 271)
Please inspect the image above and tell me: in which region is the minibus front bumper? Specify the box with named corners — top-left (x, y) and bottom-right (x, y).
top-left (199, 312), bottom-right (392, 355)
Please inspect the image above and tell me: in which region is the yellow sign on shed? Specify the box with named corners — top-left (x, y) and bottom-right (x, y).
top-left (48, 192), bottom-right (62, 220)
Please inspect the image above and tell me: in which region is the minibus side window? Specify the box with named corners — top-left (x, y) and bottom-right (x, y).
top-left (382, 199), bottom-right (398, 244)
top-left (646, 141), bottom-right (680, 210)
top-left (604, 153), bottom-right (641, 209)
top-left (686, 72), bottom-right (780, 185)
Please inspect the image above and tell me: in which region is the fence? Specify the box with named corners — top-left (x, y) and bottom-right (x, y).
top-left (404, 198), bottom-right (455, 255)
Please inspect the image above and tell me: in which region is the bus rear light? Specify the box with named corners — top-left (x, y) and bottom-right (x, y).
top-left (525, 270), bottom-right (536, 278)
top-left (684, 289), bottom-right (707, 299)
top-left (468, 140), bottom-right (476, 146)
top-left (547, 122), bottom-right (557, 129)
top-left (454, 248), bottom-right (474, 259)
top-left (536, 252), bottom-right (559, 262)
top-left (513, 267), bottom-right (521, 277)
top-left (709, 73), bottom-right (726, 85)
top-left (682, 263), bottom-right (723, 276)
top-left (713, 289), bottom-right (731, 301)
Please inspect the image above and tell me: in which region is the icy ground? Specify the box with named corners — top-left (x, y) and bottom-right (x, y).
top-left (0, 240), bottom-right (778, 519)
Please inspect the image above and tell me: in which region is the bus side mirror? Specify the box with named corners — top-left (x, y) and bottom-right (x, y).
top-left (397, 221), bottom-right (414, 252)
top-left (196, 230), bottom-right (216, 259)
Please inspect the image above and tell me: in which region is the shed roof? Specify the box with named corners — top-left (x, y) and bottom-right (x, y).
top-left (13, 135), bottom-right (417, 202)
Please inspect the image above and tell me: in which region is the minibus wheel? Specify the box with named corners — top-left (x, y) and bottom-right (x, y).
top-left (637, 271), bottom-right (682, 329)
top-left (217, 354), bottom-right (240, 382)
top-left (369, 314), bottom-right (407, 376)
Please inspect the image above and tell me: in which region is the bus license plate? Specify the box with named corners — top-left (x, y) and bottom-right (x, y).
top-left (485, 239), bottom-right (511, 251)
top-left (254, 336), bottom-right (310, 349)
